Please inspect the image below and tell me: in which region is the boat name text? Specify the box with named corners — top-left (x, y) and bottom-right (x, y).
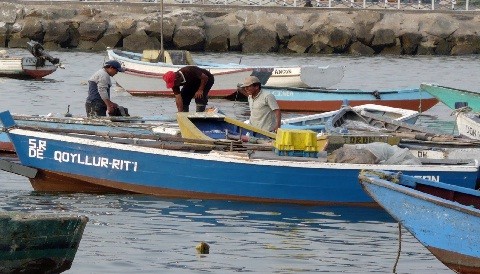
top-left (344, 136), bottom-right (388, 144)
top-left (465, 125), bottom-right (478, 137)
top-left (28, 139), bottom-right (138, 172)
top-left (273, 69), bottom-right (293, 75)
top-left (271, 90), bottom-right (294, 97)
top-left (413, 175), bottom-right (439, 182)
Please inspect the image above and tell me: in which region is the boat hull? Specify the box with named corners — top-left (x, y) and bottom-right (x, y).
top-left (360, 171), bottom-right (480, 273)
top-left (0, 212), bottom-right (88, 273)
top-left (264, 87), bottom-right (438, 112)
top-left (265, 65), bottom-right (345, 88)
top-left (0, 132), bottom-right (14, 153)
top-left (0, 57), bottom-right (57, 79)
top-left (456, 111), bottom-right (480, 141)
top-left (4, 126), bottom-right (478, 206)
top-left (420, 83), bottom-right (480, 112)
top-left (108, 49), bottom-right (252, 98)
top-left (113, 67), bottom-right (250, 98)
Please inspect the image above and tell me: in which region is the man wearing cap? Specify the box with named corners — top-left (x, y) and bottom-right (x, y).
top-left (241, 76), bottom-right (281, 132)
top-left (162, 66), bottom-right (214, 112)
top-left (85, 60), bottom-right (124, 117)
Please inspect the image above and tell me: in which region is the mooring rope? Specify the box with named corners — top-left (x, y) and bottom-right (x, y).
top-left (393, 223), bottom-right (402, 273)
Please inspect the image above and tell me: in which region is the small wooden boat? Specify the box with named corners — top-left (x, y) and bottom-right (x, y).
top-left (0, 41), bottom-right (60, 79)
top-left (322, 106), bottom-right (480, 158)
top-left (281, 104), bottom-right (420, 132)
top-left (420, 83), bottom-right (480, 112)
top-left (259, 86), bottom-right (438, 112)
top-left (359, 170), bottom-right (480, 273)
top-left (1, 110), bottom-right (478, 206)
top-left (0, 212), bottom-right (88, 273)
top-left (324, 106), bottom-right (477, 142)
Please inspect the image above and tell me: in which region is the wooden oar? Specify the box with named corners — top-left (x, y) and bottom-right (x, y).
top-left (16, 125), bottom-right (274, 152)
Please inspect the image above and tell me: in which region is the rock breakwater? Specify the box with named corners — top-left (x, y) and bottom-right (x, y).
top-left (0, 1), bottom-right (479, 55)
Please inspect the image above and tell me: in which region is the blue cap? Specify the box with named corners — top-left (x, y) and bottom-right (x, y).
top-left (104, 60), bottom-right (124, 72)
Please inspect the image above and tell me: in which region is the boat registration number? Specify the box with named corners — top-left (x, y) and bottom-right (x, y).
top-left (22, 57), bottom-right (38, 65)
top-left (273, 68), bottom-right (293, 75)
top-left (465, 125), bottom-right (478, 138)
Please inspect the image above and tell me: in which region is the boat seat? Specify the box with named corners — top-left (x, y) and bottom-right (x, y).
top-left (141, 50), bottom-right (161, 62)
top-left (141, 50), bottom-right (196, 65)
top-left (164, 50), bottom-right (196, 65)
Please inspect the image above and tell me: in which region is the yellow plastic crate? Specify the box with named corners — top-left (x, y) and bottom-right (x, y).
top-left (274, 128), bottom-right (319, 152)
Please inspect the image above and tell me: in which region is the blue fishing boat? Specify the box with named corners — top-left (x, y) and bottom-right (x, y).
top-left (260, 86), bottom-right (438, 112)
top-left (359, 170), bottom-right (480, 273)
top-left (420, 83), bottom-right (480, 112)
top-left (1, 111), bottom-right (478, 206)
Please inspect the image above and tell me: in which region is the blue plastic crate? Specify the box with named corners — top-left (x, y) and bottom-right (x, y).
top-left (274, 149), bottom-right (318, 158)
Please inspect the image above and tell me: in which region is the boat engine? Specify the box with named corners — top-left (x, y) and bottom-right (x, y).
top-left (27, 41), bottom-right (60, 66)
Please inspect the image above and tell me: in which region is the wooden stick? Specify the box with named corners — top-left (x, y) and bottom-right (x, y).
top-left (17, 125), bottom-right (274, 152)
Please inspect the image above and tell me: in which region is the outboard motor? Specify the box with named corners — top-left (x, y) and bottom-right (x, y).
top-left (27, 40), bottom-right (60, 65)
top-left (250, 68), bottom-right (273, 86)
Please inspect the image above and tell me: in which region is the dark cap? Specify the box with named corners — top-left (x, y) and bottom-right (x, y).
top-left (104, 60), bottom-right (124, 72)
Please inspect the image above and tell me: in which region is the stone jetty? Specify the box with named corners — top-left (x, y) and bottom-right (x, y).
top-left (0, 1), bottom-right (479, 55)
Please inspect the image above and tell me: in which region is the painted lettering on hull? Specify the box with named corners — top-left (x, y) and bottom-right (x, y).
top-left (53, 151), bottom-right (138, 172)
top-left (466, 125), bottom-right (478, 138)
top-left (271, 90), bottom-right (294, 97)
top-left (28, 138), bottom-right (138, 172)
top-left (344, 136), bottom-right (388, 144)
top-left (273, 69), bottom-right (293, 75)
top-left (413, 175), bottom-right (440, 182)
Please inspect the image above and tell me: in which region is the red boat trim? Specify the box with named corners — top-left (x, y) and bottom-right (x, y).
top-left (0, 142), bottom-right (15, 153)
top-left (23, 69), bottom-right (57, 78)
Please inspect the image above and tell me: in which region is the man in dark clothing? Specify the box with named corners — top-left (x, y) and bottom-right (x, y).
top-left (85, 60), bottom-right (124, 117)
top-left (163, 66), bottom-right (215, 112)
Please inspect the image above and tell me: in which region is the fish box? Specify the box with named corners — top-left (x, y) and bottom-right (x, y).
top-left (274, 129), bottom-right (322, 157)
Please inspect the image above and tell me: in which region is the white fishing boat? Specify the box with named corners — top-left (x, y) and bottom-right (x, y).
top-left (107, 49), bottom-right (345, 97)
top-left (107, 49), bottom-right (251, 98)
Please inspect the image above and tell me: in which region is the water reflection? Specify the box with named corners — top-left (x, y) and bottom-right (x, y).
top-left (0, 186), bottom-right (449, 273)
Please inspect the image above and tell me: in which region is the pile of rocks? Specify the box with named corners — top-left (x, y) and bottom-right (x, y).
top-left (0, 2), bottom-right (479, 55)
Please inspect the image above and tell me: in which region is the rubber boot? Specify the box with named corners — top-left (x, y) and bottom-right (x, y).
top-left (196, 105), bottom-right (206, 112)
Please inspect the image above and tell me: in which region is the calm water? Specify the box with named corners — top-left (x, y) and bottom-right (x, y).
top-left (1, 49), bottom-right (480, 273)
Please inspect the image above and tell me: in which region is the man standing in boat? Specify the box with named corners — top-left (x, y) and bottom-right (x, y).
top-left (242, 76), bottom-right (281, 132)
top-left (85, 60), bottom-right (124, 117)
top-left (162, 66), bottom-right (215, 112)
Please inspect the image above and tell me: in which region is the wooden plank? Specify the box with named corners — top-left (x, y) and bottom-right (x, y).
top-left (0, 158), bottom-right (38, 178)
